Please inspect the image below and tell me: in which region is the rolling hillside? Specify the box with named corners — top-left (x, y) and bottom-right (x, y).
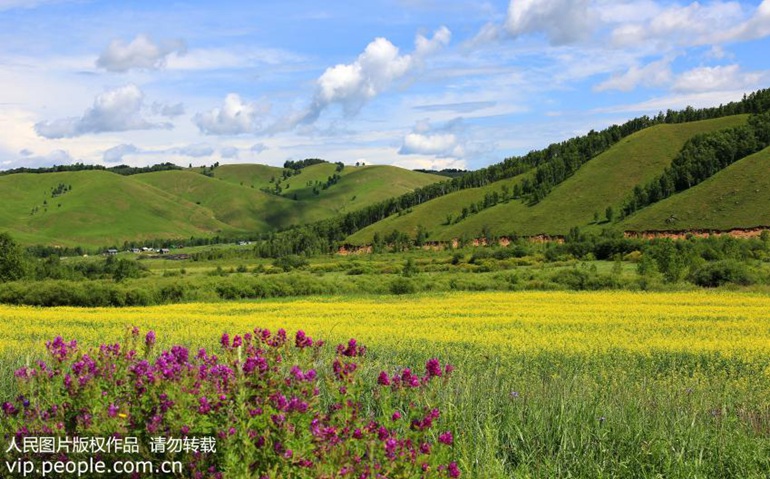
top-left (620, 146), bottom-right (770, 231)
top-left (211, 163), bottom-right (442, 206)
top-left (0, 163), bottom-right (443, 246)
top-left (347, 115), bottom-right (750, 243)
top-left (0, 171), bottom-right (232, 246)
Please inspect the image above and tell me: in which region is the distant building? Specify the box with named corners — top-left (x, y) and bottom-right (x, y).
top-left (106, 249), bottom-right (118, 255)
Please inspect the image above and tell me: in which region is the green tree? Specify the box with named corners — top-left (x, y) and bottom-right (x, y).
top-left (112, 258), bottom-right (145, 282)
top-left (402, 258), bottom-right (418, 277)
top-left (605, 206), bottom-right (615, 223)
top-left (0, 232), bottom-right (29, 282)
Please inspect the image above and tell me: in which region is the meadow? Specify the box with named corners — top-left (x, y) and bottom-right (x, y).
top-left (3, 290), bottom-right (770, 477)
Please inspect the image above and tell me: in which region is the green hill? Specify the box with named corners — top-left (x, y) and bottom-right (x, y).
top-left (211, 163), bottom-right (441, 205)
top-left (0, 171), bottom-right (231, 246)
top-left (208, 163), bottom-right (284, 191)
top-left (0, 164), bottom-right (443, 246)
top-left (133, 170), bottom-right (296, 231)
top-left (620, 146), bottom-right (770, 231)
top-left (348, 115), bottom-right (749, 243)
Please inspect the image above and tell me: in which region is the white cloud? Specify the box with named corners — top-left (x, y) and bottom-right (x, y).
top-left (102, 142), bottom-right (217, 164)
top-left (719, 0), bottom-right (770, 42)
top-left (0, 0), bottom-right (75, 11)
top-left (165, 46), bottom-right (304, 71)
top-left (250, 143), bottom-right (268, 154)
top-left (96, 34), bottom-right (186, 72)
top-left (220, 146), bottom-right (239, 159)
top-left (398, 118), bottom-right (467, 158)
top-left (2, 149), bottom-right (76, 170)
top-left (103, 143), bottom-right (139, 163)
top-left (301, 26), bottom-right (451, 124)
top-left (193, 94), bottom-right (270, 135)
top-left (672, 64), bottom-right (766, 92)
top-left (595, 57), bottom-right (673, 92)
top-left (506, 0), bottom-right (594, 45)
top-left (152, 102), bottom-right (185, 118)
top-left (610, 1), bottom-right (746, 48)
top-left (34, 84), bottom-right (172, 139)
top-left (592, 89), bottom-right (760, 115)
top-left (170, 143), bottom-right (214, 158)
top-left (400, 131), bottom-right (461, 156)
top-left (596, 1), bottom-right (662, 24)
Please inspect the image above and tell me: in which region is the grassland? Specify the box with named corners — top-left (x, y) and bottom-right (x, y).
top-left (2, 291), bottom-right (770, 477)
top-left (621, 146), bottom-right (770, 231)
top-left (0, 164), bottom-right (442, 247)
top-left (349, 115), bottom-right (750, 243)
top-left (0, 170), bottom-right (232, 246)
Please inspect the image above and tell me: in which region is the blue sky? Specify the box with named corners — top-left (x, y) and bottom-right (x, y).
top-left (1, 0), bottom-right (769, 172)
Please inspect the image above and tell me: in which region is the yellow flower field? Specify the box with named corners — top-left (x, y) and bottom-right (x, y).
top-left (2, 290), bottom-right (769, 360)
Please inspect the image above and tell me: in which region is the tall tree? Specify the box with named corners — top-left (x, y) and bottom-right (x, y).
top-left (0, 233), bottom-right (28, 282)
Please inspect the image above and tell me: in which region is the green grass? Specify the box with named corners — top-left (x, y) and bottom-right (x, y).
top-left (133, 170), bottom-right (300, 231)
top-left (621, 146), bottom-right (770, 231)
top-left (0, 164), bottom-right (442, 246)
top-left (0, 171), bottom-right (232, 246)
top-left (348, 115), bottom-right (750, 242)
top-left (347, 173), bottom-right (531, 244)
top-left (208, 163), bottom-right (284, 190)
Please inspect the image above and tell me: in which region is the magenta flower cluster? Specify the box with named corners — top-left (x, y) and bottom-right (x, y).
top-left (2, 328), bottom-right (460, 478)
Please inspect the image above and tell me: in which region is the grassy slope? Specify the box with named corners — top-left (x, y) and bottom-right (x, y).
top-left (133, 170), bottom-right (301, 231)
top-left (0, 171), bottom-right (231, 246)
top-left (177, 163), bottom-right (442, 224)
top-left (209, 163), bottom-right (284, 191)
top-left (299, 165), bottom-right (445, 215)
top-left (620, 146), bottom-right (770, 231)
top-left (346, 174), bottom-right (531, 244)
top-left (213, 163), bottom-right (442, 205)
top-left (451, 115), bottom-right (749, 238)
top-left (348, 115), bottom-right (749, 243)
top-left (0, 164), bottom-right (442, 246)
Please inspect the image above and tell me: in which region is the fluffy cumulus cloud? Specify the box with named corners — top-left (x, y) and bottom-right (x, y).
top-left (673, 64), bottom-right (766, 92)
top-left (96, 34), bottom-right (186, 72)
top-left (35, 84), bottom-right (171, 139)
top-left (301, 26), bottom-right (451, 123)
top-left (103, 143), bottom-right (139, 163)
top-left (505, 0), bottom-right (594, 45)
top-left (401, 131), bottom-right (461, 156)
top-left (193, 94), bottom-right (270, 135)
top-left (399, 118), bottom-right (466, 158)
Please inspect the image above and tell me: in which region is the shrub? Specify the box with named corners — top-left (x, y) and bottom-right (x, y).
top-left (1, 329), bottom-right (460, 478)
top-left (390, 278), bottom-right (417, 295)
top-left (551, 269), bottom-right (591, 290)
top-left (690, 260), bottom-right (755, 287)
top-left (273, 255), bottom-right (309, 272)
